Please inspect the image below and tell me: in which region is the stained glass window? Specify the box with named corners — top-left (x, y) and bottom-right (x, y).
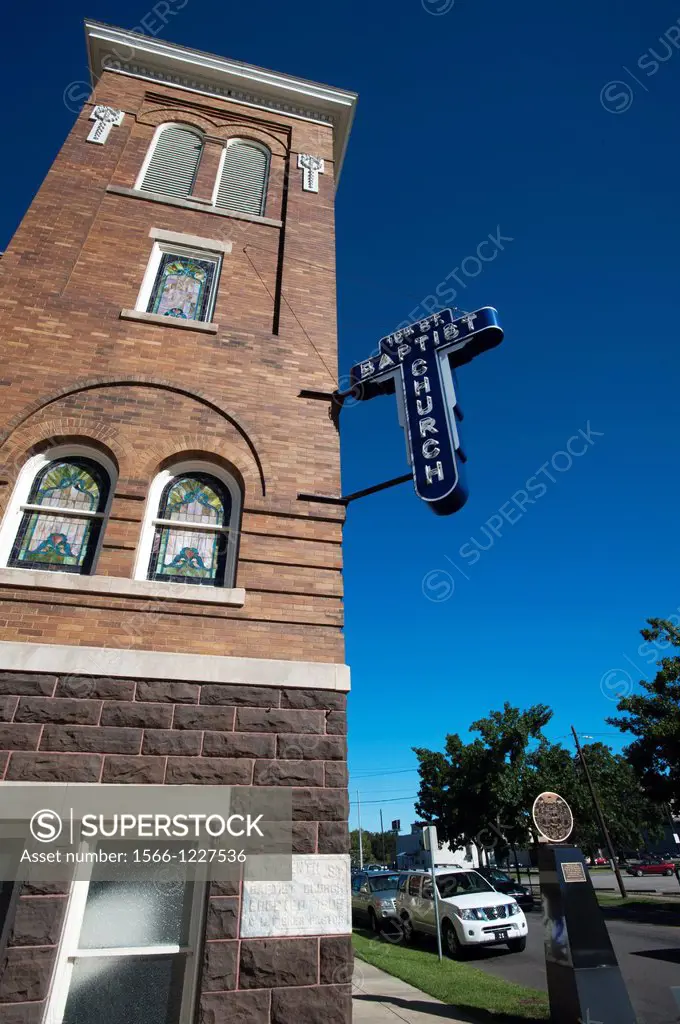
top-left (147, 253), bottom-right (219, 322)
top-left (8, 459), bottom-right (110, 574)
top-left (147, 474), bottom-right (231, 586)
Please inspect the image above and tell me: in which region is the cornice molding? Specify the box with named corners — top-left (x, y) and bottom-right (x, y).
top-left (84, 21), bottom-right (357, 178)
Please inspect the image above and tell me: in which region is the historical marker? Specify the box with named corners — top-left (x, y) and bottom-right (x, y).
top-left (350, 307), bottom-right (503, 516)
top-left (534, 790), bottom-right (637, 1024)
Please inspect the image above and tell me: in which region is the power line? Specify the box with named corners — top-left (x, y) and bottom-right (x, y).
top-left (349, 795), bottom-right (418, 805)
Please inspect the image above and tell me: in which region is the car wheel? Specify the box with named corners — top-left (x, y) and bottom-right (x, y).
top-left (507, 937), bottom-right (527, 953)
top-left (368, 909), bottom-right (380, 933)
top-left (664, 869), bottom-right (673, 876)
top-left (442, 920), bottom-right (462, 959)
top-left (635, 870), bottom-right (643, 877)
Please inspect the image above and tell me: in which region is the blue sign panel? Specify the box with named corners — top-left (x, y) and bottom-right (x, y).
top-left (349, 307), bottom-right (503, 516)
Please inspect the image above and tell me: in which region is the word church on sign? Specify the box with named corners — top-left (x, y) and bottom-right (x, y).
top-left (349, 307), bottom-right (503, 516)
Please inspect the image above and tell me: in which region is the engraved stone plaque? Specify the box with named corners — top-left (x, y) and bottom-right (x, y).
top-left (241, 853), bottom-right (351, 937)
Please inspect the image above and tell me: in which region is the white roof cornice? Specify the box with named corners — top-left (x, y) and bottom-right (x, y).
top-left (84, 20), bottom-right (357, 178)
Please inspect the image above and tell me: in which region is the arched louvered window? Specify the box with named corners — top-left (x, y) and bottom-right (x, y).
top-left (138, 124), bottom-right (203, 200)
top-left (214, 140), bottom-right (270, 216)
top-left (4, 456), bottom-right (112, 574)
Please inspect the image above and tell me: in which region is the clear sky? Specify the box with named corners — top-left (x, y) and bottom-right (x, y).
top-left (2, 0), bottom-right (679, 833)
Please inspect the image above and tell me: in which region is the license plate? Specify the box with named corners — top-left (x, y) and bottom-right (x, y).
top-left (494, 929), bottom-right (508, 941)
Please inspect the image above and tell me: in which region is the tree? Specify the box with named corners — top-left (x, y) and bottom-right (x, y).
top-left (414, 703), bottom-right (553, 861)
top-left (349, 829), bottom-right (397, 867)
top-left (607, 618), bottom-right (680, 806)
top-left (414, 702), bottom-right (662, 861)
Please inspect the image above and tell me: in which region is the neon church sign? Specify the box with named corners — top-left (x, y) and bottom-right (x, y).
top-left (350, 307), bottom-right (503, 516)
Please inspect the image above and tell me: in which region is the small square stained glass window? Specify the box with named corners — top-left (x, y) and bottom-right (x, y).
top-left (147, 253), bottom-right (219, 323)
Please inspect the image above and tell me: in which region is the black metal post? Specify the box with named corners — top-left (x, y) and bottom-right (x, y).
top-left (571, 726), bottom-right (627, 898)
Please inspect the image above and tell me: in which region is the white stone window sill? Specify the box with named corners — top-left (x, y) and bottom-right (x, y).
top-left (106, 185), bottom-right (283, 228)
top-left (0, 567), bottom-right (245, 607)
top-left (119, 310), bottom-right (219, 333)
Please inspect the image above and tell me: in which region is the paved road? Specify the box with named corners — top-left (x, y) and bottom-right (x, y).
top-left (467, 909), bottom-right (680, 1024)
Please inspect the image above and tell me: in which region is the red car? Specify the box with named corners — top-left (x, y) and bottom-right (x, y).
top-left (626, 860), bottom-right (676, 877)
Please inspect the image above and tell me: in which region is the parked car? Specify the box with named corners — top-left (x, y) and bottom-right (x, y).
top-left (351, 871), bottom-right (400, 931)
top-left (474, 867), bottom-right (534, 909)
top-left (626, 859), bottom-right (676, 877)
top-left (396, 869), bottom-right (528, 958)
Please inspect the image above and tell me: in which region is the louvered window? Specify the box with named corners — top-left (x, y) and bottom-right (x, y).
top-left (214, 141), bottom-right (269, 216)
top-left (139, 125), bottom-right (203, 199)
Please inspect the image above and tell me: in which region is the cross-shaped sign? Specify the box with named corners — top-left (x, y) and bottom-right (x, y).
top-left (87, 105), bottom-right (125, 145)
top-left (297, 153), bottom-right (325, 192)
top-left (349, 307), bottom-right (503, 516)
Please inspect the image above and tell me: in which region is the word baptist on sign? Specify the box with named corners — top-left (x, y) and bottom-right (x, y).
top-left (349, 307), bottom-right (503, 516)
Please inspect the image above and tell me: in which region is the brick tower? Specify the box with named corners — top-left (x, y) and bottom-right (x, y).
top-left (0, 21), bottom-right (356, 1024)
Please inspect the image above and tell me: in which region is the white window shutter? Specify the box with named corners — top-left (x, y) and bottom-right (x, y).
top-left (215, 142), bottom-right (269, 216)
top-left (140, 126), bottom-right (203, 199)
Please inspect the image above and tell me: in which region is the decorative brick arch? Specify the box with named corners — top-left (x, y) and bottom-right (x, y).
top-left (0, 378), bottom-right (268, 496)
top-left (211, 125), bottom-right (288, 159)
top-left (137, 108), bottom-right (217, 135)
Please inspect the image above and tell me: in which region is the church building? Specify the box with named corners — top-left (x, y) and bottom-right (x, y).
top-left (0, 21), bottom-right (356, 1024)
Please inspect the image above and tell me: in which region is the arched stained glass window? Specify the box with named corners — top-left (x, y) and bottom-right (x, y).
top-left (8, 459), bottom-right (110, 574)
top-left (147, 474), bottom-right (232, 586)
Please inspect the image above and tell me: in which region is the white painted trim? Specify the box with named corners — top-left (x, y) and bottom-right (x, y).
top-left (0, 641), bottom-right (351, 691)
top-left (119, 309), bottom-right (219, 334)
top-left (44, 841), bottom-right (206, 1024)
top-left (134, 121), bottom-right (204, 193)
top-left (133, 460), bottom-right (242, 588)
top-left (0, 445), bottom-right (117, 574)
top-left (149, 228), bottom-right (233, 254)
top-left (134, 242), bottom-right (222, 323)
top-left (0, 567), bottom-right (245, 606)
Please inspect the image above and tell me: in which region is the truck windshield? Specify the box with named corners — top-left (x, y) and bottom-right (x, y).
top-left (436, 871), bottom-right (494, 898)
top-left (369, 874), bottom-right (399, 892)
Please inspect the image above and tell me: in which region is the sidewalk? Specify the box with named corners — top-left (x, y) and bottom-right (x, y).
top-left (352, 960), bottom-right (478, 1024)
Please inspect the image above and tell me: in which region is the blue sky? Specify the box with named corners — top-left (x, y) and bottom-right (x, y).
top-left (2, 0), bottom-right (679, 832)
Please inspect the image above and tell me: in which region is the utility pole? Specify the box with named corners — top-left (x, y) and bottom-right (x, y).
top-left (379, 809), bottom-right (386, 865)
top-left (571, 726), bottom-right (627, 898)
top-left (357, 790), bottom-right (364, 870)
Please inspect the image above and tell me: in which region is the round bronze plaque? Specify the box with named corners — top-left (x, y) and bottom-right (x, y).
top-left (532, 791), bottom-right (574, 843)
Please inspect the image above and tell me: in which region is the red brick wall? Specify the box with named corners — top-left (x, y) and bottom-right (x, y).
top-left (0, 69), bottom-right (345, 664)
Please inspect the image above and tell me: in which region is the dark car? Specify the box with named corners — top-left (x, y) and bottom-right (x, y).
top-left (475, 867), bottom-right (534, 909)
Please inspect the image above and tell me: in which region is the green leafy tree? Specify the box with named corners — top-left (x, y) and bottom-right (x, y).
top-left (607, 618), bottom-right (680, 805)
top-left (414, 703), bottom-right (662, 861)
top-left (414, 703), bottom-right (553, 859)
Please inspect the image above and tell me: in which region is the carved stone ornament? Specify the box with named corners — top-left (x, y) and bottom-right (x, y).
top-left (297, 153), bottom-right (325, 193)
top-left (532, 791), bottom-right (574, 843)
top-left (87, 106), bottom-right (125, 145)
